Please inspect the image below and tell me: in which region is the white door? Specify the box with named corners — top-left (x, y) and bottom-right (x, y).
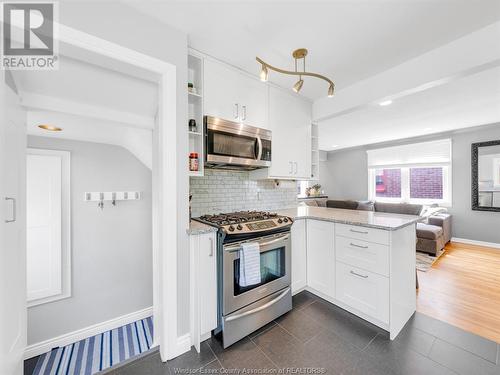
top-left (0, 74), bottom-right (27, 375)
top-left (26, 151), bottom-right (63, 302)
top-left (291, 220), bottom-right (307, 294)
top-left (306, 219), bottom-right (335, 297)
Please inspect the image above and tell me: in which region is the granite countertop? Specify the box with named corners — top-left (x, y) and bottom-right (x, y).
top-left (188, 220), bottom-right (218, 235)
top-left (276, 206), bottom-right (421, 231)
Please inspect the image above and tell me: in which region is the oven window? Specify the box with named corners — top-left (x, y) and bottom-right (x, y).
top-left (209, 131), bottom-right (257, 159)
top-left (233, 247), bottom-right (286, 296)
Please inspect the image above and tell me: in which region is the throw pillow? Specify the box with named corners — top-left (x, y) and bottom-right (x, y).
top-left (357, 200), bottom-right (375, 211)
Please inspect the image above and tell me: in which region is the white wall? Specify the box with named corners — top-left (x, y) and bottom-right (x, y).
top-left (320, 123), bottom-right (500, 243)
top-left (58, 2), bottom-right (190, 337)
top-left (27, 136), bottom-right (152, 345)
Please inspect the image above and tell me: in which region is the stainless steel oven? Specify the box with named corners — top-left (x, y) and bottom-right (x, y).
top-left (221, 232), bottom-right (291, 347)
top-left (205, 116), bottom-right (272, 170)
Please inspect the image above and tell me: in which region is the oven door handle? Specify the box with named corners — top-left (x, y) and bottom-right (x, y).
top-left (225, 287), bottom-right (290, 322)
top-left (224, 233), bottom-right (290, 252)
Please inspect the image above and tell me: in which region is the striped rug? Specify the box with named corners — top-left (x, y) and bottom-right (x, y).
top-left (32, 316), bottom-right (153, 375)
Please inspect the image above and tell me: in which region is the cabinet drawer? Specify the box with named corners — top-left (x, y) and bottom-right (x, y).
top-left (335, 223), bottom-right (389, 245)
top-left (336, 236), bottom-right (389, 276)
top-left (336, 261), bottom-right (389, 323)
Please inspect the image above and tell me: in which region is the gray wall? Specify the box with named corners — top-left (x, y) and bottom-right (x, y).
top-left (27, 136), bottom-right (152, 345)
top-left (320, 123), bottom-right (500, 243)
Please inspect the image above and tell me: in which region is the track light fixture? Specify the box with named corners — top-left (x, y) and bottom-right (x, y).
top-left (256, 48), bottom-right (334, 97)
top-left (259, 64), bottom-right (268, 82)
top-left (293, 78), bottom-right (304, 93)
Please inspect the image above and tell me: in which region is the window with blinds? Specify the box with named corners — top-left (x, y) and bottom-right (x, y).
top-left (367, 139), bottom-right (452, 205)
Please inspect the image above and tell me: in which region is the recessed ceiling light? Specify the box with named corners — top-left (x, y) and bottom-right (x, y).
top-left (379, 100), bottom-right (393, 106)
top-left (331, 144), bottom-right (339, 148)
top-left (38, 124), bottom-right (62, 131)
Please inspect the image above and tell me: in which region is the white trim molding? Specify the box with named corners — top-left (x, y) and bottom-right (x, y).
top-left (24, 307), bottom-right (154, 359)
top-left (175, 334), bottom-right (192, 357)
top-left (26, 148), bottom-right (71, 308)
top-left (451, 238), bottom-right (500, 249)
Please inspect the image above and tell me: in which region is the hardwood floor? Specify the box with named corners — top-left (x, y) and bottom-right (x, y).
top-left (417, 241), bottom-right (500, 343)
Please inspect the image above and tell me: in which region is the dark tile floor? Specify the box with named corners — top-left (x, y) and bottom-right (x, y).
top-left (28, 291), bottom-right (500, 375)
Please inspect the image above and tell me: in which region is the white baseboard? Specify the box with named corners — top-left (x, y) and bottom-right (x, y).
top-left (174, 333), bottom-right (192, 357)
top-left (25, 306), bottom-right (153, 360)
top-left (451, 237), bottom-right (500, 249)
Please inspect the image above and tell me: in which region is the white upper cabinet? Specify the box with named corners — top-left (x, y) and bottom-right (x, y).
top-left (265, 86), bottom-right (312, 180)
top-left (204, 59), bottom-right (268, 128)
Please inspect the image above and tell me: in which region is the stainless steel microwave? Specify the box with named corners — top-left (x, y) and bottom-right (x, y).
top-left (204, 116), bottom-right (271, 170)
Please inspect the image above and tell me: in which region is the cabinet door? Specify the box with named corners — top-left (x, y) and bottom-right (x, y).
top-left (306, 220), bottom-right (335, 297)
top-left (199, 232), bottom-right (218, 336)
top-left (204, 59), bottom-right (241, 121)
top-left (238, 77), bottom-right (268, 128)
top-left (291, 220), bottom-right (307, 294)
top-left (268, 87), bottom-right (312, 179)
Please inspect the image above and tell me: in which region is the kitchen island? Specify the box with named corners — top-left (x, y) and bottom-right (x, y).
top-left (277, 206), bottom-right (421, 340)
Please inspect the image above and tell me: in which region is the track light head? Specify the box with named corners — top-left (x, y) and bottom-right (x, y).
top-left (293, 79), bottom-right (304, 93)
top-left (260, 64), bottom-right (268, 82)
top-left (328, 83), bottom-right (334, 97)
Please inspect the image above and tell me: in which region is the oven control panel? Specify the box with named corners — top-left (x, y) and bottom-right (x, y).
top-left (222, 217), bottom-right (292, 234)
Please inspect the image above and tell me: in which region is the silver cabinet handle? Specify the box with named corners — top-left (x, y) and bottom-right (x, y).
top-left (234, 103), bottom-right (239, 119)
top-left (350, 242), bottom-right (368, 249)
top-left (350, 229), bottom-right (368, 234)
top-left (350, 270), bottom-right (368, 279)
top-left (225, 288), bottom-right (290, 322)
top-left (5, 197), bottom-right (16, 223)
top-left (209, 237), bottom-right (214, 257)
top-left (242, 105), bottom-right (247, 121)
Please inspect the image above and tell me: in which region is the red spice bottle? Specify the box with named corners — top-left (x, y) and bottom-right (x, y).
top-left (189, 152), bottom-right (199, 171)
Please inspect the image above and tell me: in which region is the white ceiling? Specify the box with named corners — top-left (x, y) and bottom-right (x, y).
top-left (12, 55), bottom-right (157, 168)
top-left (318, 66), bottom-right (500, 151)
top-left (128, 0), bottom-right (500, 100)
top-left (12, 55), bottom-right (158, 117)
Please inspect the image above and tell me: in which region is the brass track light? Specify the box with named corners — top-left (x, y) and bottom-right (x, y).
top-left (260, 64), bottom-right (268, 82)
top-left (256, 48), bottom-right (334, 97)
top-left (293, 78), bottom-right (304, 93)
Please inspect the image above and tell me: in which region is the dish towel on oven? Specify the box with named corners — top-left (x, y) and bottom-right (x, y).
top-left (239, 242), bottom-right (261, 287)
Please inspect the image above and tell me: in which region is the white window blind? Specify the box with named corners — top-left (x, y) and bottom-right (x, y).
top-left (367, 139), bottom-right (452, 168)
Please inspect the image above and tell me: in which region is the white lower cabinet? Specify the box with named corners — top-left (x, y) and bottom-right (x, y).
top-left (306, 219), bottom-right (335, 297)
top-left (290, 219), bottom-right (415, 339)
top-left (291, 220), bottom-right (307, 294)
top-left (190, 231), bottom-right (217, 352)
top-left (335, 261), bottom-right (389, 324)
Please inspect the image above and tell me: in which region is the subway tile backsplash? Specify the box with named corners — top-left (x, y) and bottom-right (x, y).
top-left (190, 169), bottom-right (299, 217)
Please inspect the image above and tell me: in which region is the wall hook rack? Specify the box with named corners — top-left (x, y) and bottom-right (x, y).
top-left (84, 191), bottom-right (141, 209)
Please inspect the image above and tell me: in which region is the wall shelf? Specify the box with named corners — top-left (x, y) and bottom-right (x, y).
top-left (188, 52), bottom-right (205, 177)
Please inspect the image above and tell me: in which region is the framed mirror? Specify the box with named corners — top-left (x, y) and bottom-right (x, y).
top-left (472, 140), bottom-right (500, 212)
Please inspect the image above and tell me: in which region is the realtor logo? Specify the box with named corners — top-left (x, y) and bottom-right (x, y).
top-left (1, 2), bottom-right (59, 70)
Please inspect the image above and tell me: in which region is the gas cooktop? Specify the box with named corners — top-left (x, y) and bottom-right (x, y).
top-left (194, 210), bottom-right (293, 235)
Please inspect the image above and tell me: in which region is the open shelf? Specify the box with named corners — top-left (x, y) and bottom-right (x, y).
top-left (188, 52), bottom-right (205, 176)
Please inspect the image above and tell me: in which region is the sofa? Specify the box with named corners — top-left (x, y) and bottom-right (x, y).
top-left (302, 199), bottom-right (451, 255)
